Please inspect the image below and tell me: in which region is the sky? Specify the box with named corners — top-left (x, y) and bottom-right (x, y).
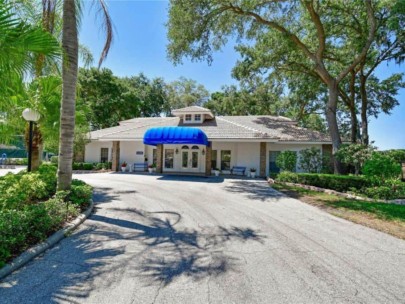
top-left (79, 0), bottom-right (404, 150)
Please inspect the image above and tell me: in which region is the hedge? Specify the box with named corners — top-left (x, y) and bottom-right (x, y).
top-left (275, 172), bottom-right (405, 200)
top-left (72, 162), bottom-right (112, 171)
top-left (276, 172), bottom-right (373, 193)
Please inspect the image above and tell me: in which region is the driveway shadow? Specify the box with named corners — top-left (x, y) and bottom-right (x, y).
top-left (90, 208), bottom-right (265, 286)
top-left (224, 180), bottom-right (285, 201)
top-left (1, 205), bottom-right (265, 302)
top-left (157, 175), bottom-right (225, 183)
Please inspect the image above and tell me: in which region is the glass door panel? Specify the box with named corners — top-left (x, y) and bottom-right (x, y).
top-left (191, 152), bottom-right (198, 168)
top-left (182, 151), bottom-right (189, 168)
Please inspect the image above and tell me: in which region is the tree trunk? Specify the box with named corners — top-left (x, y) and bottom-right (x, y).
top-left (349, 105), bottom-right (358, 144)
top-left (325, 80), bottom-right (343, 174)
top-left (57, 0), bottom-right (78, 191)
top-left (360, 73), bottom-right (369, 145)
top-left (24, 123), bottom-right (42, 171)
top-left (349, 70), bottom-right (358, 143)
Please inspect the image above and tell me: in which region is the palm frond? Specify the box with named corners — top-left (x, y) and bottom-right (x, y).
top-left (0, 0), bottom-right (61, 81)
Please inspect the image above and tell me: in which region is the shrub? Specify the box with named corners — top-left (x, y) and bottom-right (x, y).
top-left (363, 152), bottom-right (401, 182)
top-left (95, 163), bottom-right (104, 170)
top-left (69, 180), bottom-right (93, 207)
top-left (276, 151), bottom-right (297, 172)
top-left (299, 147), bottom-right (322, 173)
top-left (364, 186), bottom-right (395, 200)
top-left (276, 171), bottom-right (299, 183)
top-left (275, 173), bottom-right (372, 193)
top-left (45, 195), bottom-right (79, 229)
top-left (37, 164), bottom-right (57, 194)
top-left (0, 205), bottom-right (52, 268)
top-left (0, 169), bottom-right (93, 268)
top-left (72, 162), bottom-right (83, 170)
top-left (0, 173), bottom-right (48, 209)
top-left (50, 156), bottom-right (58, 164)
top-left (83, 163), bottom-right (93, 170)
top-left (385, 149), bottom-right (405, 164)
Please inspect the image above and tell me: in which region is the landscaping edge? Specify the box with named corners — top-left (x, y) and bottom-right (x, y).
top-left (0, 199), bottom-right (95, 280)
top-left (270, 179), bottom-right (405, 206)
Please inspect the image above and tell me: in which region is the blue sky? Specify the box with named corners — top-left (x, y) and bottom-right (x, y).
top-left (79, 1), bottom-right (404, 150)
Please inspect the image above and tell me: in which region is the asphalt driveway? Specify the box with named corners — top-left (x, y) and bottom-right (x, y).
top-left (1, 173), bottom-right (405, 303)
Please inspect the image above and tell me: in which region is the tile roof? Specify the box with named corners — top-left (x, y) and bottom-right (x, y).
top-left (171, 106), bottom-right (212, 113)
top-left (89, 114), bottom-right (330, 142)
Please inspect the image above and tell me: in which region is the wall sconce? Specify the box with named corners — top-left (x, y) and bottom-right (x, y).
top-left (175, 148), bottom-right (179, 154)
top-left (202, 148), bottom-right (205, 156)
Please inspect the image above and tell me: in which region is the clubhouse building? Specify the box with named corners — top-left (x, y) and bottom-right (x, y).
top-left (84, 106), bottom-right (332, 177)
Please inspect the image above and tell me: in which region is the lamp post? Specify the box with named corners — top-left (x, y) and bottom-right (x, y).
top-left (22, 108), bottom-right (40, 172)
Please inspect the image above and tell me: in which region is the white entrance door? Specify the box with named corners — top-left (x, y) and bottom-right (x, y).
top-left (181, 145), bottom-right (199, 172)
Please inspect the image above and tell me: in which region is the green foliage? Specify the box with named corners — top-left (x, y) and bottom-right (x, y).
top-left (164, 76), bottom-right (209, 114)
top-left (384, 149), bottom-right (405, 164)
top-left (335, 144), bottom-right (375, 174)
top-left (50, 156), bottom-right (58, 164)
top-left (276, 171), bottom-right (299, 183)
top-left (363, 152), bottom-right (402, 181)
top-left (276, 151), bottom-right (297, 172)
top-left (0, 167), bottom-right (92, 267)
top-left (69, 180), bottom-right (93, 207)
top-left (0, 205), bottom-right (52, 268)
top-left (0, 0), bottom-right (60, 93)
top-left (276, 173), bottom-right (373, 193)
top-left (299, 148), bottom-right (323, 173)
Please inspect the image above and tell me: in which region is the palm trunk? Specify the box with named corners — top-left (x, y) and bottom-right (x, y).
top-left (326, 80), bottom-right (343, 174)
top-left (360, 73), bottom-right (369, 145)
top-left (57, 0), bottom-right (78, 191)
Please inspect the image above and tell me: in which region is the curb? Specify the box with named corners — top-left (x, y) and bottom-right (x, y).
top-left (0, 199), bottom-right (95, 281)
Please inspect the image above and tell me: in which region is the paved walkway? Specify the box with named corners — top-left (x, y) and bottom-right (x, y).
top-left (0, 166), bottom-right (26, 176)
top-left (1, 173), bottom-right (405, 303)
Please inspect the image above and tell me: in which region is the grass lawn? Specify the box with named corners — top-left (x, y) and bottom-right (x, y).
top-left (272, 183), bottom-right (405, 240)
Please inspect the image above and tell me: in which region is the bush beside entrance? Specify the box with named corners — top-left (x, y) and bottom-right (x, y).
top-left (0, 165), bottom-right (92, 268)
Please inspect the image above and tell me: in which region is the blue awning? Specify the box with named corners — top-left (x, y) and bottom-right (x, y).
top-left (143, 127), bottom-right (209, 146)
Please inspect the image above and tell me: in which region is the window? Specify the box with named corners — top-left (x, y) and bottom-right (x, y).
top-left (100, 148), bottom-right (108, 163)
top-left (191, 145), bottom-right (199, 149)
top-left (181, 145), bottom-right (189, 149)
top-left (185, 114), bottom-right (192, 121)
top-left (194, 114), bottom-right (201, 121)
top-left (164, 149), bottom-right (174, 169)
top-left (211, 150), bottom-right (217, 169)
top-left (221, 150), bottom-right (231, 170)
top-left (152, 149), bottom-right (157, 165)
top-left (269, 151), bottom-right (281, 173)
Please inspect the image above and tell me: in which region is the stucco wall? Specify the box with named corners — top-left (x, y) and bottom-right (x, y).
top-left (85, 140), bottom-right (325, 175)
top-left (84, 141), bottom-right (113, 163)
top-left (120, 141), bottom-right (146, 164)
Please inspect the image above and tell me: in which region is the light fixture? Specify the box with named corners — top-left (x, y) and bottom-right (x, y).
top-left (175, 148), bottom-right (179, 154)
top-left (22, 108), bottom-right (41, 122)
top-left (22, 108), bottom-right (40, 172)
top-left (202, 148), bottom-right (205, 156)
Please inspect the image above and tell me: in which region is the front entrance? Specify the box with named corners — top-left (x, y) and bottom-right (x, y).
top-left (181, 145), bottom-right (200, 172)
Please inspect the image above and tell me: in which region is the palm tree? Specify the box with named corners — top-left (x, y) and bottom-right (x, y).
top-left (0, 0), bottom-right (60, 96)
top-left (0, 0), bottom-right (60, 149)
top-left (57, 0), bottom-right (113, 190)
